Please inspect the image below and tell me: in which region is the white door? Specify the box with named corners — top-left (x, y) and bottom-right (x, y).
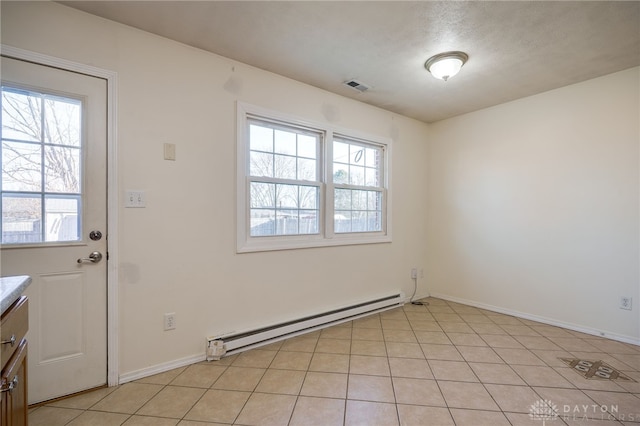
top-left (0, 56), bottom-right (108, 404)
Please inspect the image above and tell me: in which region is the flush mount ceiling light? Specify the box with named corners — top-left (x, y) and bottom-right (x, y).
top-left (424, 51), bottom-right (469, 81)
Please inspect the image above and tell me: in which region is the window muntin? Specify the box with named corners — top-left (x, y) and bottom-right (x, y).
top-left (250, 182), bottom-right (319, 236)
top-left (1, 86), bottom-right (82, 244)
top-left (332, 137), bottom-right (384, 234)
top-left (247, 118), bottom-right (321, 237)
top-left (334, 188), bottom-right (382, 233)
top-left (333, 140), bottom-right (381, 187)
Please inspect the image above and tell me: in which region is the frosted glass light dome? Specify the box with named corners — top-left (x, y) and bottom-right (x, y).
top-left (425, 52), bottom-right (469, 81)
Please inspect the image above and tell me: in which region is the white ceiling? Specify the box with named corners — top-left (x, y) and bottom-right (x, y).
top-left (60, 1), bottom-right (640, 123)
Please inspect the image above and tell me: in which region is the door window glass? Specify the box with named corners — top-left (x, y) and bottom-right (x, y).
top-left (1, 86), bottom-right (82, 244)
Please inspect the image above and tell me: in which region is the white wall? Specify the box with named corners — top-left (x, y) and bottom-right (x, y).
top-left (427, 67), bottom-right (640, 342)
top-left (2, 2), bottom-right (429, 377)
top-left (3, 1), bottom-right (638, 383)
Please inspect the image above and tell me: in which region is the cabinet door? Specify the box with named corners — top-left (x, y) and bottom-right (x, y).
top-left (1, 340), bottom-right (27, 426)
top-left (0, 297), bottom-right (28, 368)
top-left (1, 386), bottom-right (7, 425)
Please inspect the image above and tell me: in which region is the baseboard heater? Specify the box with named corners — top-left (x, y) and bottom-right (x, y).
top-left (207, 292), bottom-right (405, 360)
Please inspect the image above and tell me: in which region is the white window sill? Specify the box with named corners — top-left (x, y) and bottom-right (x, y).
top-left (237, 233), bottom-right (392, 253)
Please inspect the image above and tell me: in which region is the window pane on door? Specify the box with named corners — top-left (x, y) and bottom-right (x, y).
top-left (45, 196), bottom-right (80, 242)
top-left (45, 145), bottom-right (80, 193)
top-left (1, 86), bottom-right (83, 244)
top-left (44, 97), bottom-right (81, 146)
top-left (2, 141), bottom-right (42, 191)
top-left (1, 194), bottom-right (42, 244)
top-left (1, 89), bottom-right (41, 142)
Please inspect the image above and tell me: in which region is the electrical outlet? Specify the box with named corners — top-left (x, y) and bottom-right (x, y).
top-left (620, 297), bottom-right (632, 311)
top-left (164, 313), bottom-right (176, 330)
top-left (411, 268), bottom-right (417, 279)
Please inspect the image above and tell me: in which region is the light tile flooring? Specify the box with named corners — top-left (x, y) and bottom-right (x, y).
top-left (29, 298), bottom-right (640, 425)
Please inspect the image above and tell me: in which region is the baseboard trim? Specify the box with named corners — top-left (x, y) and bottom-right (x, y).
top-left (118, 296), bottom-right (414, 384)
top-left (430, 293), bottom-right (640, 346)
top-left (119, 353), bottom-right (206, 384)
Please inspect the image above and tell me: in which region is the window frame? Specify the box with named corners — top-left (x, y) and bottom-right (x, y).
top-left (246, 115), bottom-right (324, 240)
top-left (1, 84), bottom-right (86, 247)
top-left (330, 134), bottom-right (387, 236)
top-left (237, 102), bottom-right (392, 253)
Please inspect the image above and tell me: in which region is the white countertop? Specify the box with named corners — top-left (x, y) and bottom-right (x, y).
top-left (0, 275), bottom-right (31, 315)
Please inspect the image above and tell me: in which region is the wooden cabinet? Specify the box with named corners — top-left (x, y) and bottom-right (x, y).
top-left (1, 296), bottom-right (28, 426)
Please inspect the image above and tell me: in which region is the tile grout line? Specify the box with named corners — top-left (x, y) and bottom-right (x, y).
top-left (444, 299), bottom-right (507, 423)
top-left (408, 301), bottom-right (457, 425)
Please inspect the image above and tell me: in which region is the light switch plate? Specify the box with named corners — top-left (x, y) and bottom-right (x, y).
top-left (125, 190), bottom-right (146, 208)
top-left (164, 143), bottom-right (176, 161)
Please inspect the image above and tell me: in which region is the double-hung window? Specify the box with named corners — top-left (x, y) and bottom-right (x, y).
top-left (237, 103), bottom-right (391, 252)
top-left (248, 118), bottom-right (322, 237)
top-left (332, 136), bottom-right (384, 234)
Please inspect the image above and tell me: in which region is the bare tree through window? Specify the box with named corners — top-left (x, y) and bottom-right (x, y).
top-left (248, 120), bottom-right (320, 236)
top-left (1, 86), bottom-right (82, 243)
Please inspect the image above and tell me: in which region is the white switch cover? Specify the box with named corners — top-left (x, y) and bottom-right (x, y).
top-left (125, 190), bottom-right (146, 208)
top-left (164, 143), bottom-right (176, 161)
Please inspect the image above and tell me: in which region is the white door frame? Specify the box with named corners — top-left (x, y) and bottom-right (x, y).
top-left (1, 44), bottom-right (120, 387)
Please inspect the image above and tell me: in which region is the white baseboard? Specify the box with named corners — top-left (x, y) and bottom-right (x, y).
top-left (118, 292), bottom-right (637, 386)
top-left (119, 353), bottom-right (206, 385)
top-left (430, 292), bottom-right (640, 346)
top-left (119, 294), bottom-right (410, 385)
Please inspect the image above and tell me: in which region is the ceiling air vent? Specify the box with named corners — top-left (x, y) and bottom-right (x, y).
top-left (343, 79), bottom-right (370, 93)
